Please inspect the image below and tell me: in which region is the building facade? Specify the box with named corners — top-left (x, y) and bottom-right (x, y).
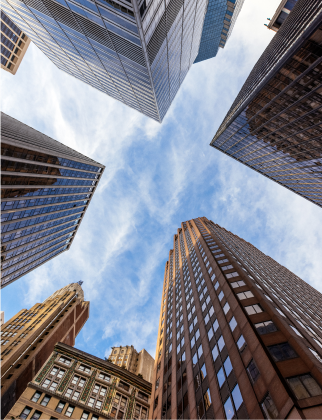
top-left (194, 0), bottom-right (244, 64)
top-left (151, 217), bottom-right (322, 419)
top-left (1, 112), bottom-right (105, 288)
top-left (5, 341), bottom-right (151, 420)
top-left (1, 11), bottom-right (31, 74)
top-left (266, 0), bottom-right (298, 32)
top-left (109, 345), bottom-right (154, 382)
top-left (210, 0), bottom-right (322, 208)
top-left (1, 282), bottom-right (90, 418)
top-left (1, 0), bottom-right (240, 122)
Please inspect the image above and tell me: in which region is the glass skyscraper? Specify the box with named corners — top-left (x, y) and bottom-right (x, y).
top-left (1, 112), bottom-right (105, 288)
top-left (210, 0), bottom-right (322, 207)
top-left (151, 217), bottom-right (322, 419)
top-left (194, 0), bottom-right (244, 64)
top-left (1, 0), bottom-right (206, 122)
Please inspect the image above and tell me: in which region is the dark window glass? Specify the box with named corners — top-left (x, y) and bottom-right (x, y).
top-left (267, 342), bottom-right (298, 362)
top-left (247, 359), bottom-right (260, 383)
top-left (261, 393), bottom-right (279, 419)
top-left (287, 374), bottom-right (322, 399)
top-left (255, 320), bottom-right (278, 335)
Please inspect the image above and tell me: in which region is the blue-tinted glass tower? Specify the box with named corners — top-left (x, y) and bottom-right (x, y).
top-left (194, 0), bottom-right (244, 64)
top-left (1, 112), bottom-right (105, 288)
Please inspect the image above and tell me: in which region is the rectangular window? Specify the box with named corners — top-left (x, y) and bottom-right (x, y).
top-left (80, 411), bottom-right (89, 420)
top-left (31, 391), bottom-right (42, 403)
top-left (55, 401), bottom-right (65, 413)
top-left (232, 384), bottom-right (243, 411)
top-left (40, 395), bottom-right (51, 406)
top-left (223, 303), bottom-right (230, 314)
top-left (231, 280), bottom-right (246, 288)
top-left (286, 374), bottom-right (322, 399)
top-left (65, 405), bottom-right (75, 417)
top-left (203, 388), bottom-right (212, 411)
top-left (78, 364), bottom-right (91, 374)
top-left (245, 304), bottom-right (263, 315)
top-left (30, 411), bottom-right (42, 420)
top-left (99, 372), bottom-right (111, 382)
top-left (237, 335), bottom-right (246, 351)
top-left (255, 320), bottom-right (277, 335)
top-left (247, 360), bottom-right (260, 384)
top-left (59, 356), bottom-right (71, 365)
top-left (229, 317), bottom-right (237, 331)
top-left (224, 396), bottom-right (234, 419)
top-left (237, 291), bottom-right (254, 300)
top-left (20, 407), bottom-right (32, 419)
top-left (261, 393), bottom-right (278, 419)
top-left (267, 343), bottom-right (298, 362)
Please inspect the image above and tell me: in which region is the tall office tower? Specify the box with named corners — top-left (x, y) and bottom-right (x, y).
top-left (1, 112), bottom-right (105, 288)
top-left (1, 0), bottom-right (233, 122)
top-left (1, 282), bottom-right (90, 418)
top-left (210, 0), bottom-right (322, 208)
top-left (194, 0), bottom-right (244, 64)
top-left (109, 345), bottom-right (154, 382)
top-left (151, 217), bottom-right (322, 419)
top-left (5, 342), bottom-right (152, 420)
top-left (266, 0), bottom-right (298, 32)
top-left (1, 11), bottom-right (31, 74)
top-left (0, 311), bottom-right (5, 326)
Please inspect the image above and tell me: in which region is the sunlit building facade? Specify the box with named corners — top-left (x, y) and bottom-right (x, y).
top-left (1, 0), bottom-right (206, 121)
top-left (211, 0), bottom-right (322, 207)
top-left (1, 112), bottom-right (105, 288)
top-left (5, 342), bottom-right (151, 420)
top-left (194, 0), bottom-right (245, 63)
top-left (1, 282), bottom-right (89, 418)
top-left (1, 11), bottom-right (31, 74)
top-left (151, 217), bottom-right (322, 419)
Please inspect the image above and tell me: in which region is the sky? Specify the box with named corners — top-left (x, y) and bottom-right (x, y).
top-left (1, 0), bottom-right (322, 362)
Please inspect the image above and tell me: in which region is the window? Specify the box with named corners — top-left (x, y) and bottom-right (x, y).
top-left (237, 291), bottom-right (254, 300)
top-left (224, 356), bottom-right (233, 376)
top-left (99, 372), bottom-right (111, 382)
top-left (245, 304), bottom-right (263, 315)
top-left (55, 401), bottom-right (65, 413)
top-left (247, 360), bottom-right (260, 384)
top-left (224, 396), bottom-right (234, 420)
top-left (232, 384), bottom-right (243, 411)
top-left (231, 280), bottom-right (246, 288)
top-left (223, 303), bottom-right (230, 314)
top-left (218, 336), bottom-right (225, 351)
top-left (218, 291), bottom-right (224, 301)
top-left (289, 325), bottom-right (303, 337)
top-left (81, 411), bottom-right (90, 420)
top-left (267, 343), bottom-right (298, 362)
top-left (59, 356), bottom-right (71, 365)
top-left (203, 388), bottom-right (212, 411)
top-left (255, 321), bottom-right (277, 335)
top-left (79, 364), bottom-right (91, 374)
top-left (261, 393), bottom-right (278, 419)
top-left (200, 364), bottom-right (207, 380)
top-left (65, 405), bottom-right (75, 417)
top-left (308, 347), bottom-right (322, 363)
top-left (214, 281), bottom-right (219, 290)
top-left (31, 391), bottom-right (42, 403)
top-left (217, 367), bottom-right (225, 387)
top-left (49, 382), bottom-right (58, 391)
top-left (229, 317), bottom-right (237, 331)
top-left (137, 391), bottom-right (148, 402)
top-left (31, 411), bottom-right (42, 420)
top-left (40, 395), bottom-right (51, 406)
top-left (286, 374), bottom-right (322, 399)
top-left (20, 407), bottom-right (32, 419)
top-left (109, 393), bottom-right (128, 419)
top-left (212, 344), bottom-right (219, 361)
top-left (119, 381), bottom-right (130, 392)
top-left (237, 335), bottom-right (246, 351)
top-left (226, 272), bottom-right (239, 279)
top-left (134, 403), bottom-right (148, 419)
top-left (198, 344), bottom-right (203, 358)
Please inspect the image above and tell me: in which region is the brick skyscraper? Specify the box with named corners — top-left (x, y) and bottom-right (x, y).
top-left (1, 113), bottom-right (104, 288)
top-left (210, 0), bottom-right (322, 207)
top-left (151, 217), bottom-right (322, 419)
top-left (1, 11), bottom-right (31, 74)
top-left (1, 282), bottom-right (90, 417)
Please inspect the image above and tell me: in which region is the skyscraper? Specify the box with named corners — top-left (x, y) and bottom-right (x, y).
top-left (194, 0), bottom-right (245, 64)
top-left (109, 345), bottom-right (154, 382)
top-left (1, 11), bottom-right (31, 74)
top-left (4, 342), bottom-right (151, 420)
top-left (1, 282), bottom-right (90, 418)
top-left (1, 0), bottom-right (241, 122)
top-left (210, 0), bottom-right (322, 208)
top-left (151, 217), bottom-right (322, 419)
top-left (266, 0), bottom-right (298, 32)
top-left (1, 112), bottom-right (105, 288)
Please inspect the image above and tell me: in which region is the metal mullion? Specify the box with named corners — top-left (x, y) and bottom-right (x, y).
top-left (2, 137), bottom-right (104, 169)
top-left (1, 207), bottom-right (84, 226)
top-left (2, 240), bottom-right (68, 274)
top-left (3, 225), bottom-right (77, 254)
top-left (3, 233), bottom-right (72, 263)
top-left (4, 197), bottom-right (88, 214)
top-left (1, 171), bottom-right (99, 182)
top-left (4, 191), bottom-right (92, 201)
top-left (2, 218), bottom-right (80, 246)
top-left (0, 155), bottom-right (100, 174)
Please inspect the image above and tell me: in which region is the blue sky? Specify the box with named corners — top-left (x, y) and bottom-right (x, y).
top-left (2, 0), bottom-right (322, 362)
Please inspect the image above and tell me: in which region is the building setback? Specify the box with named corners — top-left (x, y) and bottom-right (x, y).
top-left (194, 0), bottom-right (245, 64)
top-left (108, 345), bottom-right (154, 383)
top-left (1, 0), bottom-right (241, 122)
top-left (1, 112), bottom-right (105, 288)
top-left (1, 282), bottom-right (90, 418)
top-left (1, 11), bottom-right (31, 74)
top-left (151, 217), bottom-right (322, 419)
top-left (5, 341), bottom-right (152, 420)
top-left (210, 0), bottom-right (322, 208)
